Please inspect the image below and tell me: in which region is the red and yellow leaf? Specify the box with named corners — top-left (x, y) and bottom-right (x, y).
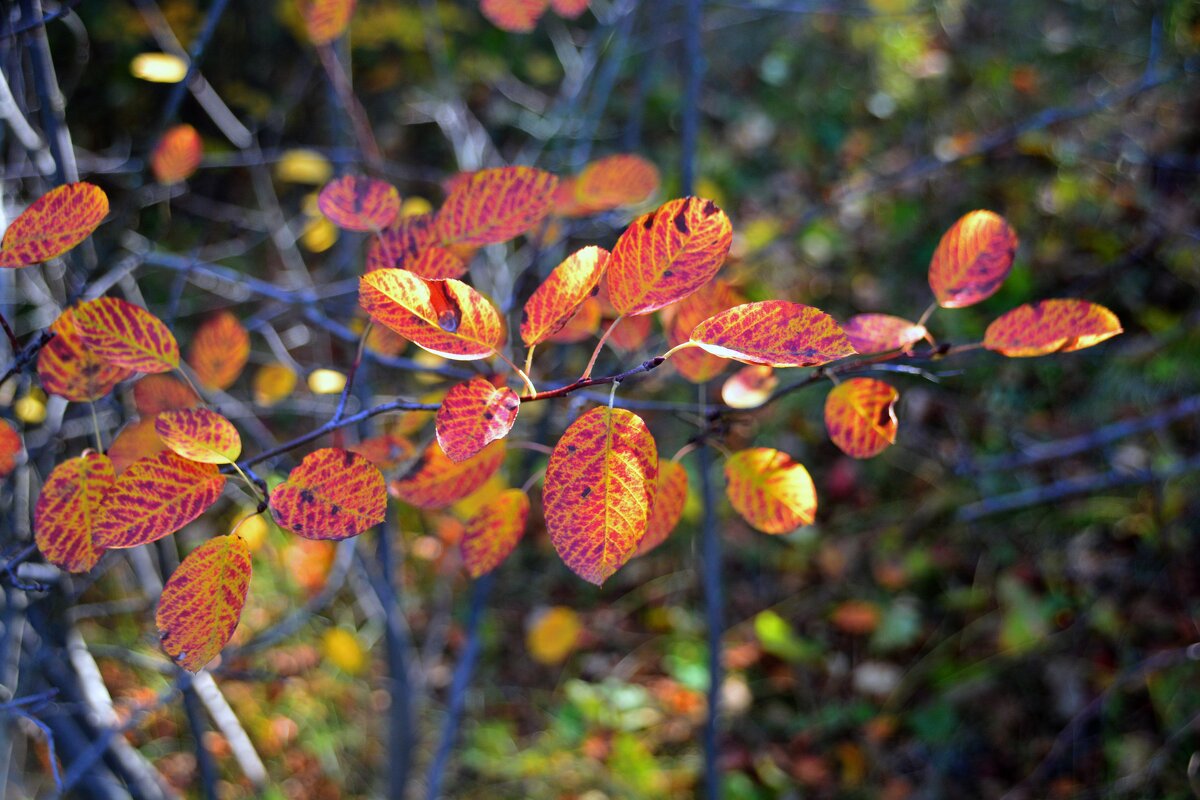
top-left (133, 375), bottom-right (200, 416)
top-left (348, 433), bottom-right (415, 470)
top-left (725, 448), bottom-right (817, 534)
top-left (542, 406), bottom-right (657, 585)
top-left (318, 174), bottom-right (400, 232)
top-left (983, 299), bottom-right (1123, 357)
top-left (37, 308), bottom-right (133, 402)
top-left (359, 269), bottom-right (505, 360)
top-left (928, 210), bottom-right (1019, 308)
top-left (521, 246), bottom-right (609, 346)
top-left (154, 408), bottom-right (242, 464)
top-left (824, 378), bottom-right (899, 459)
top-left (721, 365), bottom-right (777, 409)
top-left (690, 301), bottom-right (855, 367)
top-left (188, 311), bottom-right (251, 391)
top-left (151, 125), bottom-right (203, 184)
top-left (666, 280), bottom-right (744, 383)
top-left (606, 196), bottom-right (733, 317)
top-left (405, 247), bottom-right (468, 279)
top-left (435, 166), bottom-right (559, 246)
top-left (0, 183), bottom-right (109, 268)
top-left (480, 0), bottom-right (549, 32)
top-left (390, 440), bottom-right (506, 509)
top-left (604, 314), bottom-right (653, 352)
top-left (73, 297), bottom-right (180, 373)
top-left (842, 314), bottom-right (927, 355)
top-left (573, 154), bottom-right (659, 214)
top-left (460, 488), bottom-right (530, 577)
top-left (298, 0), bottom-right (356, 45)
top-left (269, 448), bottom-right (387, 540)
top-left (550, 0), bottom-right (589, 19)
top-left (365, 213), bottom-right (438, 272)
top-left (107, 417), bottom-right (168, 474)
top-left (636, 459), bottom-right (688, 556)
top-left (94, 451), bottom-right (226, 549)
top-left (156, 534), bottom-right (252, 672)
top-left (0, 420), bottom-right (19, 478)
top-left (35, 453), bottom-right (115, 573)
top-left (435, 377), bottom-right (521, 463)
top-left (546, 297), bottom-right (601, 344)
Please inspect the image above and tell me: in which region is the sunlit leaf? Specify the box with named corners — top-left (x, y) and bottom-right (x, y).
top-left (276, 148), bottom-right (333, 185)
top-left (480, 0), bottom-right (549, 33)
top-left (14, 389), bottom-right (46, 425)
top-left (521, 246), bottom-right (609, 346)
top-left (606, 197), bottom-right (733, 316)
top-left (636, 459), bottom-right (688, 556)
top-left (824, 378), bottom-right (898, 459)
top-left (0, 420), bottom-right (18, 478)
top-left (151, 125), bottom-right (203, 185)
top-left (842, 314), bottom-right (927, 355)
top-left (36, 308), bottom-right (134, 402)
top-left (130, 52), bottom-right (188, 83)
top-left (573, 154), bottom-right (659, 214)
top-left (253, 362), bottom-right (298, 406)
top-left (317, 174), bottom-right (400, 232)
top-left (929, 210), bottom-right (1019, 308)
top-left (721, 365), bottom-right (777, 409)
top-left (359, 269), bottom-right (505, 360)
top-left (298, 0), bottom-right (356, 45)
top-left (106, 417), bottom-right (168, 474)
top-left (545, 296), bottom-right (601, 344)
top-left (74, 297), bottom-right (180, 373)
top-left (95, 451), bottom-right (226, 548)
top-left (666, 280), bottom-right (744, 383)
top-left (435, 166), bottom-right (559, 247)
top-left (690, 301), bottom-right (855, 367)
top-left (156, 534), bottom-right (252, 671)
top-left (155, 408), bottom-right (242, 464)
top-left (0, 183), bottom-right (109, 268)
top-left (983, 299), bottom-right (1123, 357)
top-left (725, 448), bottom-right (816, 534)
top-left (460, 488), bottom-right (530, 577)
top-left (527, 606), bottom-right (581, 665)
top-left (133, 375), bottom-right (200, 416)
top-left (322, 627), bottom-right (367, 674)
top-left (390, 440), bottom-right (506, 509)
top-left (543, 406), bottom-right (657, 585)
top-left (269, 448), bottom-right (387, 540)
top-left (435, 377), bottom-right (521, 463)
top-left (307, 368), bottom-right (347, 395)
top-left (34, 453), bottom-right (114, 573)
top-left (188, 311), bottom-right (251, 391)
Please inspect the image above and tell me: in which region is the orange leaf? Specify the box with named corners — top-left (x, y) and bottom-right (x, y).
top-left (0, 183), bottom-right (109, 268)
top-left (318, 174), bottom-right (400, 232)
top-left (824, 378), bottom-right (898, 459)
top-left (406, 247), bottom-right (468, 279)
top-left (983, 299), bottom-right (1122, 357)
top-left (550, 0), bottom-right (589, 19)
top-left (36, 308), bottom-right (134, 402)
top-left (35, 453), bottom-right (115, 572)
top-left (604, 314), bottom-right (652, 352)
top-left (188, 311), bottom-right (251, 391)
top-left (435, 378), bottom-right (521, 463)
top-left (542, 406), bottom-right (657, 585)
top-left (0, 420), bottom-right (18, 478)
top-left (690, 301), bottom-right (855, 367)
top-left (73, 297), bottom-right (180, 373)
top-left (606, 196), bottom-right (732, 316)
top-left (155, 408), bottom-right (242, 464)
top-left (269, 448), bottom-right (386, 540)
top-left (252, 362), bottom-right (298, 406)
top-left (151, 125), bottom-right (203, 184)
top-left (573, 154), bottom-right (659, 214)
top-left (390, 440), bottom-right (506, 509)
top-left (667, 280), bottom-right (744, 383)
top-left (721, 365), bottom-right (777, 409)
top-left (359, 269), bottom-right (505, 360)
top-left (842, 314), bottom-right (927, 355)
top-left (521, 246), bottom-right (609, 346)
top-left (347, 433), bottom-right (415, 470)
top-left (133, 375), bottom-right (200, 415)
top-left (156, 534), bottom-right (252, 671)
top-left (928, 210), bottom-right (1019, 308)
top-left (526, 606), bottom-right (581, 665)
top-left (298, 0), bottom-right (356, 45)
top-left (636, 459), bottom-right (688, 556)
top-left (106, 417), bottom-right (168, 474)
top-left (480, 0), bottom-right (549, 32)
top-left (830, 600), bottom-right (881, 635)
top-left (545, 296), bottom-right (601, 344)
top-left (725, 448), bottom-right (817, 534)
top-left (94, 451), bottom-right (226, 549)
top-left (435, 166), bottom-right (559, 246)
top-left (365, 214), bottom-right (469, 278)
top-left (460, 488), bottom-right (530, 577)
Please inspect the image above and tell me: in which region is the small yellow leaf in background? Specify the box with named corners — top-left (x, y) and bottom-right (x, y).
top-left (235, 512), bottom-right (271, 552)
top-left (527, 606), bottom-right (581, 665)
top-left (253, 362), bottom-right (298, 406)
top-left (302, 217), bottom-right (338, 252)
top-left (130, 52), bottom-right (188, 83)
top-left (275, 149), bottom-right (333, 185)
top-left (307, 368), bottom-right (347, 395)
top-left (14, 388), bottom-right (47, 425)
top-left (322, 627), bottom-right (367, 674)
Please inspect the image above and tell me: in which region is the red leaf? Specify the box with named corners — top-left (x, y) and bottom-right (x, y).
top-left (725, 448), bottom-right (817, 534)
top-left (0, 420), bottom-right (18, 478)
top-left (94, 451), bottom-right (226, 549)
top-left (521, 246), bottom-right (609, 346)
top-left (269, 448), bottom-right (387, 540)
top-left (636, 459), bottom-right (688, 556)
top-left (460, 489), bottom-right (530, 577)
top-left (666, 280), bottom-right (744, 383)
top-left (73, 297), bottom-right (180, 373)
top-left (35, 453), bottom-right (115, 572)
top-left (298, 0), bottom-right (356, 45)
top-left (983, 299), bottom-right (1123, 357)
top-left (435, 378), bottom-right (521, 463)
top-left (824, 378), bottom-right (899, 459)
top-left (318, 174), bottom-right (400, 232)
top-left (928, 210), bottom-right (1019, 308)
top-left (550, 0), bottom-right (589, 19)
top-left (842, 314), bottom-right (927, 355)
top-left (690, 301), bottom-right (855, 367)
top-left (0, 183), bottom-right (108, 268)
top-left (156, 534), bottom-right (252, 671)
top-left (390, 440), bottom-right (507, 510)
top-left (572, 154), bottom-right (659, 215)
top-left (151, 125), bottom-right (203, 184)
top-left (435, 166), bottom-right (559, 246)
top-left (37, 308), bottom-right (134, 402)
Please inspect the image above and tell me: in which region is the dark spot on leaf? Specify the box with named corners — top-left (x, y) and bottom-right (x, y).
top-left (590, 285), bottom-right (599, 297)
top-left (483, 411), bottom-right (494, 420)
top-left (567, 444), bottom-right (577, 452)
top-left (343, 450), bottom-right (354, 466)
top-left (702, 200), bottom-right (718, 217)
top-left (330, 504), bottom-right (340, 516)
top-left (581, 486), bottom-right (591, 498)
top-left (673, 210), bottom-right (689, 234)
top-left (642, 213), bottom-right (655, 231)
top-left (663, 270), bottom-right (674, 278)
top-left (299, 489), bottom-right (315, 504)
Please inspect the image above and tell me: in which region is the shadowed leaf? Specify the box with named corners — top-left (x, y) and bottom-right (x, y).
top-left (253, 362), bottom-right (298, 406)
top-left (155, 408), bottom-right (242, 464)
top-left (37, 308), bottom-right (134, 402)
top-left (573, 154), bottom-right (659, 214)
top-left (366, 213), bottom-right (437, 272)
top-left (348, 433), bottom-right (415, 470)
top-left (460, 489), bottom-right (530, 577)
top-left (521, 246), bottom-right (609, 346)
top-left (722, 365), bottom-right (777, 409)
top-left (318, 174), bottom-right (400, 232)
top-left (929, 210), bottom-right (1019, 308)
top-left (106, 418), bottom-right (167, 474)
top-left (435, 166), bottom-right (559, 246)
top-left (691, 301), bottom-right (855, 367)
top-left (133, 375), bottom-right (200, 416)
top-left (984, 299), bottom-right (1123, 357)
top-left (550, 0), bottom-right (589, 16)
top-left (156, 534), bottom-right (252, 672)
top-left (546, 297), bottom-right (602, 344)
top-left (390, 440), bottom-right (506, 509)
top-left (0, 421), bottom-right (18, 478)
top-left (842, 314), bottom-right (927, 355)
top-left (435, 377), bottom-right (521, 463)
top-left (269, 448), bottom-right (386, 540)
top-left (35, 453), bottom-right (114, 573)
top-left (0, 183), bottom-right (108, 268)
top-left (151, 125), bottom-right (203, 184)
top-left (636, 459), bottom-right (688, 556)
top-left (725, 448), bottom-right (817, 534)
top-left (188, 311), bottom-right (251, 391)
top-left (480, 0), bottom-right (549, 32)
top-left (359, 269), bottom-right (504, 360)
top-left (824, 378), bottom-right (899, 459)
top-left (95, 451), bottom-right (226, 548)
top-left (667, 280), bottom-right (744, 383)
top-left (74, 297), bottom-right (180, 373)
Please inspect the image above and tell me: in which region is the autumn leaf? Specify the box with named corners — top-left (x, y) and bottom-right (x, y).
top-left (725, 448), bottom-right (817, 534)
top-left (188, 311), bottom-right (251, 391)
top-left (606, 197), bottom-right (733, 316)
top-left (94, 451), bottom-right (226, 548)
top-left (435, 378), bottom-right (521, 463)
top-left (526, 606), bottom-right (581, 665)
top-left (133, 375), bottom-right (200, 416)
top-left (983, 299), bottom-right (1123, 357)
top-left (636, 459), bottom-right (688, 556)
top-left (572, 154), bottom-right (659, 214)
top-left (521, 246), bottom-right (609, 346)
top-left (269, 448), bottom-right (386, 540)
top-left (156, 534), bottom-right (252, 671)
top-left (34, 453), bottom-right (114, 573)
top-left (831, 600), bottom-right (882, 635)
top-left (550, 0), bottom-right (588, 17)
top-left (824, 378), bottom-right (899, 459)
top-left (721, 365), bottom-right (777, 409)
top-left (0, 420), bottom-right (19, 478)
top-left (36, 308), bottom-right (133, 402)
top-left (460, 488), bottom-right (530, 577)
top-left (545, 297), bottom-right (601, 344)
top-left (253, 362), bottom-right (298, 406)
top-left (842, 314), bottom-right (927, 356)
top-left (359, 269), bottom-right (505, 360)
top-left (155, 408), bottom-right (242, 464)
top-left (390, 440), bottom-right (506, 509)
top-left (73, 297), bottom-right (180, 373)
top-left (151, 125), bottom-right (203, 184)
top-left (667, 280), bottom-right (745, 383)
top-left (542, 406), bottom-right (657, 585)
top-left (318, 174), bottom-right (400, 232)
top-left (604, 314), bottom-right (653, 352)
top-left (690, 301), bottom-right (855, 367)
top-left (0, 182), bottom-right (109, 268)
top-left (366, 213), bottom-right (436, 271)
top-left (348, 433), bottom-right (415, 470)
top-left (435, 166), bottom-right (559, 247)
top-left (928, 210), bottom-right (1019, 308)
top-left (480, 0), bottom-right (549, 33)
top-left (298, 0), bottom-right (356, 45)
top-left (106, 418), bottom-right (168, 474)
